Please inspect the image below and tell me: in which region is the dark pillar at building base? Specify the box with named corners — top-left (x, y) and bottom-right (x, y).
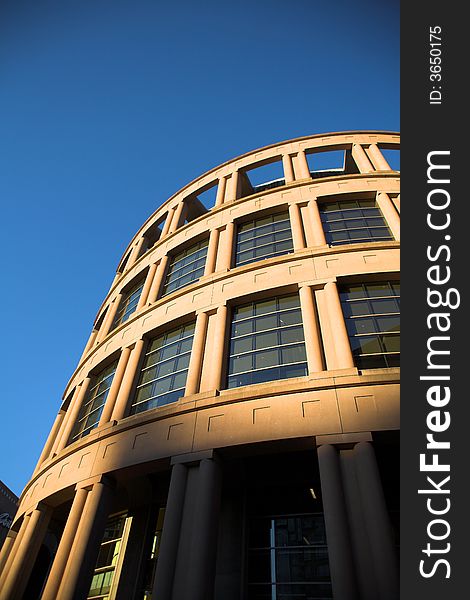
top-left (317, 444), bottom-right (358, 600)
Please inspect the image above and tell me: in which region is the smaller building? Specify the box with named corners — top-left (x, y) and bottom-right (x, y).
top-left (0, 482), bottom-right (18, 550)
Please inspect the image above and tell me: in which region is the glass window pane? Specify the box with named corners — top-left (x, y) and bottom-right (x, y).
top-left (227, 295), bottom-right (307, 389)
top-left (341, 281), bottom-right (400, 369)
top-left (130, 323), bottom-right (194, 415)
top-left (235, 211), bottom-right (293, 266)
top-left (254, 330), bottom-right (278, 350)
top-left (163, 240), bottom-right (208, 295)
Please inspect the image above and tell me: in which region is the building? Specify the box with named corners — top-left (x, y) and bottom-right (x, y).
top-left (0, 482), bottom-right (18, 551)
top-left (0, 131), bottom-right (400, 600)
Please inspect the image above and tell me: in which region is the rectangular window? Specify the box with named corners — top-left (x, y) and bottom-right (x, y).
top-left (227, 294), bottom-right (307, 389)
top-left (87, 513), bottom-right (131, 600)
top-left (162, 239), bottom-right (209, 296)
top-left (235, 211), bottom-right (294, 267)
top-left (247, 514), bottom-right (332, 599)
top-left (111, 280), bottom-right (144, 331)
top-left (340, 281), bottom-right (400, 369)
top-left (320, 199), bottom-right (394, 246)
top-left (70, 360), bottom-right (118, 443)
top-left (130, 322), bottom-right (195, 414)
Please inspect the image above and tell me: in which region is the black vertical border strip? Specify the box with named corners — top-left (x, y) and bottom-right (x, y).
top-left (401, 2), bottom-right (467, 598)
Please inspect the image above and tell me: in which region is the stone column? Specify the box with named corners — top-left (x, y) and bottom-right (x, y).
top-left (215, 176), bottom-right (227, 207)
top-left (308, 198), bottom-right (327, 246)
top-left (208, 305), bottom-right (228, 391)
top-left (227, 171), bottom-right (239, 201)
top-left (97, 294), bottom-right (123, 342)
top-left (0, 531), bottom-right (16, 578)
top-left (136, 262), bottom-right (158, 311)
top-left (366, 143), bottom-right (391, 171)
top-left (186, 458), bottom-right (222, 600)
top-left (294, 150), bottom-right (311, 180)
top-left (339, 448), bottom-right (378, 600)
top-left (354, 442), bottom-right (399, 600)
top-left (393, 194), bottom-right (400, 212)
top-left (81, 328), bottom-right (99, 359)
top-left (288, 203), bottom-right (306, 250)
top-left (299, 286), bottom-right (324, 374)
top-left (147, 256), bottom-right (169, 305)
top-left (323, 281), bottom-right (354, 369)
top-left (185, 312), bottom-right (209, 396)
top-left (204, 228), bottom-right (220, 276)
top-left (160, 208), bottom-right (174, 238)
top-left (110, 339), bottom-right (145, 421)
top-left (98, 347), bottom-right (132, 425)
top-left (352, 143), bottom-right (374, 173)
top-left (317, 444), bottom-right (358, 600)
top-left (32, 410), bottom-right (66, 474)
top-left (1, 504), bottom-right (52, 600)
top-left (169, 201), bottom-right (187, 234)
top-left (54, 377), bottom-right (92, 454)
top-left (218, 222), bottom-right (235, 271)
top-left (377, 192), bottom-right (400, 241)
top-left (40, 486), bottom-right (89, 600)
top-left (128, 235), bottom-right (147, 267)
top-left (151, 463), bottom-right (188, 600)
top-left (56, 480), bottom-right (114, 600)
top-left (0, 524), bottom-right (24, 591)
top-left (282, 154), bottom-right (295, 183)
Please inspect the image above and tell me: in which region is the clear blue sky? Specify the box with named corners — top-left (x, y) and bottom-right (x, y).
top-left (0, 0), bottom-right (399, 495)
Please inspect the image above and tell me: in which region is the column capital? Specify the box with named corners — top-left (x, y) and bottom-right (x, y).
top-left (316, 432), bottom-right (373, 447)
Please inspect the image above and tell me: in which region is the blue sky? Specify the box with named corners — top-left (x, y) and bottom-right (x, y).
top-left (0, 0), bottom-right (399, 495)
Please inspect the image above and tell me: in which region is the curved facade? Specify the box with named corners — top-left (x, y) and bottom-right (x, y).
top-left (0, 132), bottom-right (400, 600)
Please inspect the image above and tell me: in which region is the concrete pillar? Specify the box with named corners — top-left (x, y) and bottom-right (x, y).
top-left (0, 532), bottom-right (16, 578)
top-left (323, 281), bottom-right (354, 369)
top-left (215, 176), bottom-right (227, 207)
top-left (40, 486), bottom-right (89, 600)
top-left (288, 203), bottom-right (306, 250)
top-left (147, 256), bottom-right (169, 304)
top-left (294, 150), bottom-right (311, 180)
top-left (186, 458), bottom-right (222, 600)
top-left (137, 262), bottom-right (158, 310)
top-left (54, 378), bottom-right (92, 453)
top-left (128, 235), bottom-right (147, 267)
top-left (1, 505), bottom-right (52, 600)
top-left (81, 328), bottom-right (99, 359)
top-left (97, 294), bottom-right (122, 342)
top-left (151, 463), bottom-right (188, 600)
top-left (339, 448), bottom-right (378, 600)
top-left (366, 143), bottom-right (391, 171)
top-left (56, 480), bottom-right (114, 600)
top-left (185, 312), bottom-right (209, 396)
top-left (282, 154), bottom-right (295, 183)
top-left (393, 194), bottom-right (400, 212)
top-left (32, 411), bottom-right (66, 474)
top-left (160, 208), bottom-right (174, 238)
top-left (218, 222), bottom-right (235, 271)
top-left (98, 347), bottom-right (132, 425)
top-left (204, 228), bottom-right (220, 276)
top-left (299, 286), bottom-right (324, 374)
top-left (227, 171), bottom-right (239, 201)
top-left (0, 516), bottom-right (30, 592)
top-left (377, 192), bottom-right (400, 241)
top-left (317, 444), bottom-right (358, 600)
top-left (209, 305), bottom-right (228, 391)
top-left (354, 442), bottom-right (399, 600)
top-left (352, 143), bottom-right (374, 173)
top-left (308, 198), bottom-right (327, 246)
top-left (169, 201), bottom-right (186, 233)
top-left (110, 339), bottom-right (145, 421)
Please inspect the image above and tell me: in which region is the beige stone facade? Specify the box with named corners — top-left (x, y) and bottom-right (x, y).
top-left (0, 131), bottom-right (400, 600)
